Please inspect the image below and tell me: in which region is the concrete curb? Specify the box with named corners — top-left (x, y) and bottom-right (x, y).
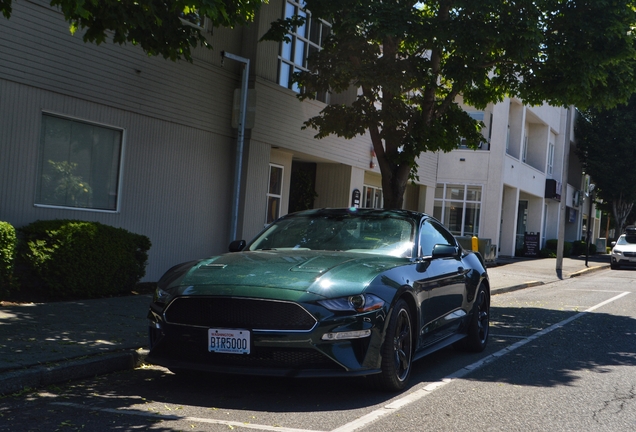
top-left (0, 349), bottom-right (147, 396)
top-left (492, 281), bottom-right (545, 295)
top-left (569, 264), bottom-right (610, 278)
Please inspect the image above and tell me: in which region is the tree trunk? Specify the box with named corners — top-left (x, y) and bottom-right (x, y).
top-left (379, 162), bottom-right (410, 210)
top-left (613, 198), bottom-right (634, 237)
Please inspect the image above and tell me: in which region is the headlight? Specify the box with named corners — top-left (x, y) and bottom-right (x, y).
top-left (614, 249), bottom-right (623, 256)
top-left (318, 294), bottom-right (385, 313)
top-left (153, 287), bottom-right (173, 305)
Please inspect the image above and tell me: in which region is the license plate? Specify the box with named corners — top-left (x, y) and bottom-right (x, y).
top-left (208, 328), bottom-right (250, 354)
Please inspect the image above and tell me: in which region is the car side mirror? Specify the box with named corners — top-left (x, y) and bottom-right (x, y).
top-left (229, 240), bottom-right (246, 252)
top-left (611, 241), bottom-right (616, 247)
top-left (431, 244), bottom-right (459, 259)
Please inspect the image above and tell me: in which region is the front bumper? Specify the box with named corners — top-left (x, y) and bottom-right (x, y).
top-left (146, 296), bottom-right (387, 378)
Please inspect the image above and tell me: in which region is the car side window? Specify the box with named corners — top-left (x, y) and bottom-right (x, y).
top-left (419, 219), bottom-right (456, 257)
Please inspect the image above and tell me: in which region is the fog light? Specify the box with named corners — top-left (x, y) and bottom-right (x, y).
top-left (321, 329), bottom-right (371, 340)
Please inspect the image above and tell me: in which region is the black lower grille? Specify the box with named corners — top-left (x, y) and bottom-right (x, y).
top-left (164, 297), bottom-right (316, 330)
top-left (152, 332), bottom-right (338, 370)
top-left (624, 252), bottom-right (636, 257)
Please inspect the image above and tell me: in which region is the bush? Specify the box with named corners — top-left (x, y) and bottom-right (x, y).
top-left (539, 248), bottom-right (556, 258)
top-left (0, 221), bottom-right (17, 289)
top-left (570, 240), bottom-right (587, 256)
top-left (543, 239), bottom-right (572, 256)
top-left (18, 220), bottom-right (151, 299)
top-left (571, 240), bottom-right (598, 255)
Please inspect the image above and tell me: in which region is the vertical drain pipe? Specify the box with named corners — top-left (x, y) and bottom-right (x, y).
top-left (221, 51), bottom-right (250, 242)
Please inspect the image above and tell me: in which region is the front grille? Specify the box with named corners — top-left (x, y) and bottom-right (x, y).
top-left (164, 297), bottom-right (316, 330)
top-left (624, 251), bottom-right (636, 257)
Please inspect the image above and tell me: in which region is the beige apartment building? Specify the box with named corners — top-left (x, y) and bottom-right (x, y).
top-left (0, 0), bottom-right (595, 280)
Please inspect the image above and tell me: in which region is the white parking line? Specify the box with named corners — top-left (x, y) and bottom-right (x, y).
top-left (52, 291), bottom-right (631, 432)
top-left (332, 291), bottom-right (631, 432)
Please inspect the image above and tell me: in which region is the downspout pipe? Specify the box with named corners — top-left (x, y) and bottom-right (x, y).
top-left (221, 51), bottom-right (250, 242)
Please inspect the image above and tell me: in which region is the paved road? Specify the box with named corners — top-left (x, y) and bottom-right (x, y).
top-left (1, 264), bottom-right (633, 431)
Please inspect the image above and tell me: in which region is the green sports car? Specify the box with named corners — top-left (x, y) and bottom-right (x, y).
top-left (147, 208), bottom-right (490, 391)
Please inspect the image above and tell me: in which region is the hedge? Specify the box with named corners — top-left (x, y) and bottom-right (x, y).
top-left (0, 221), bottom-right (17, 289)
top-left (18, 220), bottom-right (151, 299)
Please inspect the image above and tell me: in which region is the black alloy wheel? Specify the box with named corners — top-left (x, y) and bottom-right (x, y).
top-left (374, 299), bottom-right (413, 391)
top-left (458, 284), bottom-right (490, 352)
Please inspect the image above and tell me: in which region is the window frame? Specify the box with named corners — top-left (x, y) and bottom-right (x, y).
top-left (362, 185), bottom-right (384, 209)
top-left (266, 163), bottom-right (284, 224)
top-left (433, 183), bottom-right (483, 237)
top-left (547, 141), bottom-right (555, 177)
top-left (277, 0), bottom-right (331, 102)
top-left (34, 111), bottom-right (125, 213)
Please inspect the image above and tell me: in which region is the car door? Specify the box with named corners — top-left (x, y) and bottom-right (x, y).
top-left (414, 219), bottom-right (467, 346)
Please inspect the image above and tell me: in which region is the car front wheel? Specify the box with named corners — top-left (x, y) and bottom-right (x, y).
top-left (373, 299), bottom-right (413, 392)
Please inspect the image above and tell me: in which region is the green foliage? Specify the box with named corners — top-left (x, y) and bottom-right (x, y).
top-left (41, 161), bottom-right (92, 207)
top-left (18, 220), bottom-right (151, 299)
top-left (1, 0), bottom-right (265, 61)
top-left (544, 239), bottom-right (572, 256)
top-left (0, 221), bottom-right (17, 289)
top-left (575, 95), bottom-right (636, 233)
top-left (539, 248), bottom-right (556, 258)
top-left (571, 240), bottom-right (588, 256)
top-left (264, 0), bottom-right (636, 208)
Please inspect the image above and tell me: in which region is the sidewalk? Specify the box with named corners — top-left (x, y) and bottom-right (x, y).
top-left (0, 255), bottom-right (610, 395)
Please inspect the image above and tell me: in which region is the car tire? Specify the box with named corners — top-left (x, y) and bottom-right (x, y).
top-left (457, 284), bottom-right (490, 352)
top-left (610, 261), bottom-right (619, 270)
top-left (373, 299), bottom-right (413, 392)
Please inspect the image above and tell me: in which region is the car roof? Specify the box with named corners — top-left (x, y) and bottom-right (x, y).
top-left (289, 207), bottom-right (430, 223)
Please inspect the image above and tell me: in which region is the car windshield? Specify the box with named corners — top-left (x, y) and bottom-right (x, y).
top-left (616, 234), bottom-right (636, 245)
top-left (248, 214), bottom-right (415, 257)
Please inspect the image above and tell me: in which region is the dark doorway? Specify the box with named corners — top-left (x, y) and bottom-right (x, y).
top-left (288, 162), bottom-right (318, 214)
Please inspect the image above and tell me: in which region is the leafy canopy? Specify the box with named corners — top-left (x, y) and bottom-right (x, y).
top-left (264, 0), bottom-right (636, 209)
top-left (575, 97), bottom-right (636, 234)
top-left (1, 0), bottom-right (265, 61)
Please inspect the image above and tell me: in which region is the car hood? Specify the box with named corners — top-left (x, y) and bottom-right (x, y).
top-left (614, 243), bottom-right (636, 251)
top-left (163, 250), bottom-right (408, 299)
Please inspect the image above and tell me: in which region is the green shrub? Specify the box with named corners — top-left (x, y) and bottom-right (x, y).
top-left (571, 240), bottom-right (599, 255)
top-left (18, 220), bottom-right (151, 299)
top-left (539, 248), bottom-right (556, 258)
top-left (542, 239), bottom-right (572, 256)
top-left (0, 221), bottom-right (17, 289)
top-left (571, 240), bottom-right (586, 256)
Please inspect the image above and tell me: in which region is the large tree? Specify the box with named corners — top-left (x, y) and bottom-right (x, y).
top-left (1, 0), bottom-right (264, 61)
top-left (575, 97), bottom-right (636, 236)
top-left (264, 0), bottom-right (636, 209)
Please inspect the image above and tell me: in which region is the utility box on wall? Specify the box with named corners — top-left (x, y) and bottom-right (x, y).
top-left (545, 179), bottom-right (561, 201)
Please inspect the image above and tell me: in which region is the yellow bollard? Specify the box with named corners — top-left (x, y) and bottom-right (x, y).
top-left (471, 235), bottom-right (479, 252)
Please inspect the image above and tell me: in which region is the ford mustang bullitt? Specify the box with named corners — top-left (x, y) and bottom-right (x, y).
top-left (147, 208), bottom-right (490, 391)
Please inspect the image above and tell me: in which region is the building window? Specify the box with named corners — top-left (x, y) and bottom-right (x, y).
top-left (278, 0), bottom-right (331, 102)
top-left (506, 124), bottom-right (510, 154)
top-left (458, 112), bottom-right (489, 150)
top-left (362, 185), bottom-right (383, 209)
top-left (433, 184), bottom-right (482, 237)
top-left (522, 135), bottom-right (528, 163)
top-left (547, 142), bottom-right (554, 177)
top-left (35, 113), bottom-right (123, 211)
top-left (266, 164), bottom-right (284, 224)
